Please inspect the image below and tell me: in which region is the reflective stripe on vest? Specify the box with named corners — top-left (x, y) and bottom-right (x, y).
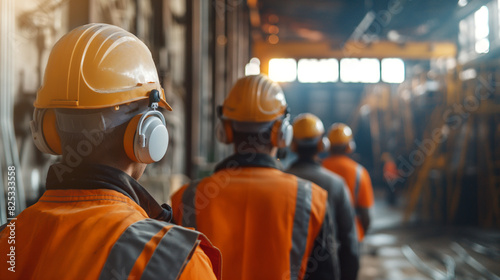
top-left (290, 178), bottom-right (313, 280)
top-left (99, 219), bottom-right (199, 280)
top-left (182, 179), bottom-right (201, 228)
top-left (142, 226), bottom-right (200, 280)
top-left (354, 164), bottom-right (362, 205)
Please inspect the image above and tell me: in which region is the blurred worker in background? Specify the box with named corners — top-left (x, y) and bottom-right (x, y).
top-left (286, 113), bottom-right (359, 280)
top-left (323, 123), bottom-right (374, 242)
top-left (0, 24), bottom-right (220, 279)
top-left (171, 75), bottom-right (339, 280)
top-left (381, 152), bottom-right (401, 206)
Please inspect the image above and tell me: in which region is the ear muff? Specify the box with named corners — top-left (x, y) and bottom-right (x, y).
top-left (216, 120), bottom-right (233, 144)
top-left (271, 116), bottom-right (293, 148)
top-left (346, 140), bottom-right (356, 154)
top-left (30, 108), bottom-right (62, 155)
top-left (317, 137), bottom-right (331, 153)
top-left (123, 110), bottom-right (169, 163)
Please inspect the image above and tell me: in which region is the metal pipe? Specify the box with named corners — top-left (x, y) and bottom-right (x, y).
top-left (1, 0), bottom-right (26, 224)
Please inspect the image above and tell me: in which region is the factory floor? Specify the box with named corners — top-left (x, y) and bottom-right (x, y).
top-left (358, 189), bottom-right (500, 280)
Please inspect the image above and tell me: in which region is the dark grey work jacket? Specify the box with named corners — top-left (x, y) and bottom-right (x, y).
top-left (287, 158), bottom-right (360, 280)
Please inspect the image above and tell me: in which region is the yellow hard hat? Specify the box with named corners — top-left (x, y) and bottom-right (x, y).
top-left (34, 23), bottom-right (172, 110)
top-left (328, 123), bottom-right (353, 146)
top-left (221, 74), bottom-right (287, 122)
top-left (292, 113), bottom-right (325, 140)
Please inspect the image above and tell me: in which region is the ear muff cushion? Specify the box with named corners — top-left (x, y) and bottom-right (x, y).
top-left (347, 141), bottom-right (356, 154)
top-left (124, 114), bottom-right (142, 162)
top-left (282, 122), bottom-right (293, 147)
top-left (216, 120), bottom-right (233, 144)
top-left (42, 109), bottom-right (62, 155)
top-left (136, 116), bottom-right (169, 163)
top-left (224, 120), bottom-right (233, 143)
top-left (270, 120), bottom-right (282, 147)
top-left (271, 119), bottom-right (293, 148)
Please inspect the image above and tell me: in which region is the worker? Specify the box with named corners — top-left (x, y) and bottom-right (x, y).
top-left (382, 152), bottom-right (401, 206)
top-left (171, 75), bottom-right (339, 280)
top-left (322, 123), bottom-right (374, 242)
top-left (0, 24), bottom-right (220, 279)
top-left (286, 113), bottom-right (359, 280)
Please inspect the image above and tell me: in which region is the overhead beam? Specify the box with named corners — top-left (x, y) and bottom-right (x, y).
top-left (253, 40), bottom-right (457, 75)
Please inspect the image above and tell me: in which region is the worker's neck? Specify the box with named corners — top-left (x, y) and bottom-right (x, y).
top-left (233, 144), bottom-right (277, 157)
top-left (62, 155), bottom-right (146, 180)
top-left (298, 154), bottom-right (318, 163)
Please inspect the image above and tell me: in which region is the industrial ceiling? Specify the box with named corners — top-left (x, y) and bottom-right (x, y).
top-left (257, 0), bottom-right (484, 45)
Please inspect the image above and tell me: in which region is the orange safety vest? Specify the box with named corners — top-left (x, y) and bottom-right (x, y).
top-left (322, 155), bottom-right (374, 241)
top-left (171, 153), bottom-right (330, 280)
top-left (0, 164), bottom-right (221, 280)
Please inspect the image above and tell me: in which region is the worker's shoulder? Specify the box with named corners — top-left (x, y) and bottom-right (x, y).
top-left (108, 218), bottom-right (217, 277)
top-left (125, 218), bottom-right (202, 240)
top-left (292, 175), bottom-right (328, 201)
top-left (317, 166), bottom-right (348, 188)
top-left (212, 165), bottom-right (299, 183)
top-left (329, 155), bottom-right (366, 170)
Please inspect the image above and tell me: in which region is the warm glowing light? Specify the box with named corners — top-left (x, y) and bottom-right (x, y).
top-left (245, 57), bottom-right (261, 76)
top-left (268, 34), bottom-right (279, 44)
top-left (340, 58), bottom-right (380, 83)
top-left (268, 14), bottom-right (279, 24)
top-left (381, 58), bottom-right (405, 83)
top-left (268, 25), bottom-right (279, 34)
top-left (268, 58), bottom-right (297, 82)
top-left (217, 35), bottom-right (227, 45)
top-left (297, 59), bottom-right (338, 83)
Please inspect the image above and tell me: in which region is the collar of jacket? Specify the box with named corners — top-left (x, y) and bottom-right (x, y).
top-left (45, 163), bottom-right (172, 222)
top-left (214, 152), bottom-right (283, 173)
top-left (290, 157), bottom-right (321, 168)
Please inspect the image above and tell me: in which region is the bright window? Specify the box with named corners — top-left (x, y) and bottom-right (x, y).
top-left (340, 58), bottom-right (380, 83)
top-left (359, 58), bottom-right (380, 83)
top-left (458, 0), bottom-right (468, 7)
top-left (268, 58), bottom-right (297, 82)
top-left (340, 58), bottom-right (358, 83)
top-left (475, 38), bottom-right (490, 53)
top-left (381, 58), bottom-right (405, 83)
top-left (297, 58), bottom-right (338, 83)
top-left (498, 0), bottom-right (500, 36)
top-left (474, 5), bottom-right (489, 53)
